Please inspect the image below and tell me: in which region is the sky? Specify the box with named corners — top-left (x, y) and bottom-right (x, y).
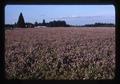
top-left (5, 5), bottom-right (115, 25)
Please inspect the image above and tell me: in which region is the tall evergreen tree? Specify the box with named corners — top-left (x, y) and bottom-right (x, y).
top-left (17, 12), bottom-right (25, 28)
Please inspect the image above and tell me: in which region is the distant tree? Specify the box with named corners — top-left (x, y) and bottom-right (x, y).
top-left (42, 19), bottom-right (46, 26)
top-left (5, 24), bottom-right (14, 29)
top-left (25, 22), bottom-right (34, 28)
top-left (82, 22), bottom-right (115, 27)
top-left (14, 22), bottom-right (17, 28)
top-left (17, 12), bottom-right (25, 28)
top-left (46, 20), bottom-right (69, 27)
top-left (38, 23), bottom-right (42, 26)
top-left (34, 21), bottom-right (38, 26)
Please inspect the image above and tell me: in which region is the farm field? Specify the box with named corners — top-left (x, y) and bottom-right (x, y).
top-left (5, 27), bottom-right (115, 80)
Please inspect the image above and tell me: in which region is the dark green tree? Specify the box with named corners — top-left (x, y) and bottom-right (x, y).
top-left (46, 20), bottom-right (69, 27)
top-left (42, 19), bottom-right (46, 26)
top-left (14, 22), bottom-right (17, 28)
top-left (17, 12), bottom-right (25, 28)
top-left (34, 21), bottom-right (38, 26)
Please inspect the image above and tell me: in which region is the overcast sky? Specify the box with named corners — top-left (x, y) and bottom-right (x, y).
top-left (5, 5), bottom-right (115, 25)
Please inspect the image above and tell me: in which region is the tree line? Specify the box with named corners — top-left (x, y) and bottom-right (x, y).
top-left (80, 23), bottom-right (115, 27)
top-left (5, 13), bottom-right (70, 29)
top-left (5, 12), bottom-right (115, 29)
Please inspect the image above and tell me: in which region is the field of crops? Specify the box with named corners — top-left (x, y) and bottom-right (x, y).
top-left (5, 27), bottom-right (115, 80)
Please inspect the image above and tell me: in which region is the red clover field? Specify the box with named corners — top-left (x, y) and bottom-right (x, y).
top-left (5, 27), bottom-right (115, 80)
